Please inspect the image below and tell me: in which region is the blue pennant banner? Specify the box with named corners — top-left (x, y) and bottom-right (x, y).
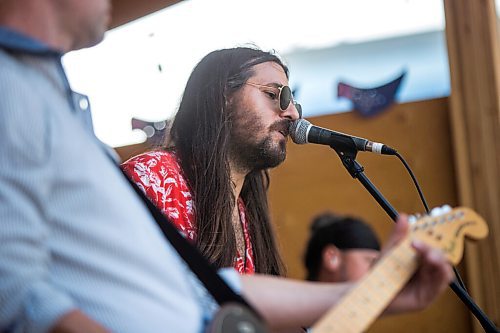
top-left (337, 71), bottom-right (406, 117)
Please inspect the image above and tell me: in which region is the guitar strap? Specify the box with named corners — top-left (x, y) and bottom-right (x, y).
top-left (120, 168), bottom-right (259, 314)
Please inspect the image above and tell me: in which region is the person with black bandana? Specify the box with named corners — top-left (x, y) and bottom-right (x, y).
top-left (304, 212), bottom-right (381, 282)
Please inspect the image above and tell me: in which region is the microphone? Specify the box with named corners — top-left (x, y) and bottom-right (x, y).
top-left (289, 119), bottom-right (397, 155)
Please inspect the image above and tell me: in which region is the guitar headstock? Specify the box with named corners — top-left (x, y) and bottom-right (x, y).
top-left (410, 206), bottom-right (488, 265)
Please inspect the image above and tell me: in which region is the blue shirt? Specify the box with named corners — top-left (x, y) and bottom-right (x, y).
top-left (0, 27), bottom-right (240, 333)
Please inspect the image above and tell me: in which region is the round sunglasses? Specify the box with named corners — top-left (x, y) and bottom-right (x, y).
top-left (246, 82), bottom-right (302, 118)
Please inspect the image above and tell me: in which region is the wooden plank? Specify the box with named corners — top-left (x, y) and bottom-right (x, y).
top-left (110, 0), bottom-right (181, 28)
top-left (443, 0), bottom-right (500, 331)
top-left (114, 142), bottom-right (152, 162)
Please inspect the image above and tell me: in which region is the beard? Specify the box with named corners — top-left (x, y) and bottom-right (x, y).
top-left (229, 116), bottom-right (290, 173)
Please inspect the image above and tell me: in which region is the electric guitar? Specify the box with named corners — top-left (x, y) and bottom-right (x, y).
top-left (208, 206), bottom-right (488, 333)
top-left (312, 206), bottom-right (488, 333)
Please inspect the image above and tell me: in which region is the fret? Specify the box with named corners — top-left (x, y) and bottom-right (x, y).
top-left (312, 239), bottom-right (417, 333)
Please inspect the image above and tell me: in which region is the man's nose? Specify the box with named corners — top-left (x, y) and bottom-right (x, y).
top-left (281, 103), bottom-right (301, 120)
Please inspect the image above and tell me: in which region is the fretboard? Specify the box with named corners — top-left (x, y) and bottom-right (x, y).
top-left (312, 237), bottom-right (417, 333)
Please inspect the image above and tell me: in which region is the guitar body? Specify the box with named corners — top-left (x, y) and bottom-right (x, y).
top-left (206, 303), bottom-right (270, 333)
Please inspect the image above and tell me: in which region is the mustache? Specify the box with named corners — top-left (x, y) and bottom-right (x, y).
top-left (269, 119), bottom-right (291, 136)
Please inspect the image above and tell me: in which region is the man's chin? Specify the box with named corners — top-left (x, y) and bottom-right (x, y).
top-left (264, 148), bottom-right (287, 169)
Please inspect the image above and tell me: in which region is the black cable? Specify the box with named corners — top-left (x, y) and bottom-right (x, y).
top-left (394, 151), bottom-right (468, 292)
top-left (394, 151), bottom-right (430, 213)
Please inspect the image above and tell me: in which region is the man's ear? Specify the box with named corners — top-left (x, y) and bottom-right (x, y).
top-left (322, 244), bottom-right (341, 272)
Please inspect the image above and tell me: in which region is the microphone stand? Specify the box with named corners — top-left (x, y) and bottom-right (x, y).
top-left (332, 145), bottom-right (498, 333)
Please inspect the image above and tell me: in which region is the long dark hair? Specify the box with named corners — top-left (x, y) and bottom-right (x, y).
top-left (167, 47), bottom-right (287, 275)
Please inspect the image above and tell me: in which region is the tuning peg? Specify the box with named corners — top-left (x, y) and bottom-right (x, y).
top-left (415, 212), bottom-right (425, 220)
top-left (408, 215), bottom-right (418, 224)
top-left (430, 207), bottom-right (445, 217)
top-left (430, 205), bottom-right (453, 217)
top-left (441, 204), bottom-right (452, 213)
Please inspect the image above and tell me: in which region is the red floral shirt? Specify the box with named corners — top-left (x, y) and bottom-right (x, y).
top-left (122, 150), bottom-right (255, 274)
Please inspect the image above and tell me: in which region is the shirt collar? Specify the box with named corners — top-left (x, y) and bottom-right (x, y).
top-left (0, 26), bottom-right (61, 56)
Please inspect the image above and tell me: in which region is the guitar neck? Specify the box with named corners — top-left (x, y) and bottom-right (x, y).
top-left (312, 237), bottom-right (417, 333)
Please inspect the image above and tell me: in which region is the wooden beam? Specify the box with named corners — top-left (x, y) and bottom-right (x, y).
top-left (443, 0), bottom-right (500, 331)
top-left (110, 0), bottom-right (181, 29)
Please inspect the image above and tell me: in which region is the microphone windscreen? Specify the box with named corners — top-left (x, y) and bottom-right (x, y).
top-left (289, 119), bottom-right (310, 144)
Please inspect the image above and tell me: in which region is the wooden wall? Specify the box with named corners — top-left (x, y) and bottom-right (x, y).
top-left (115, 142), bottom-right (152, 163)
top-left (268, 97), bottom-right (474, 333)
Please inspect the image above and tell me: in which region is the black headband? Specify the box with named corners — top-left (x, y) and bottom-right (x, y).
top-left (310, 216), bottom-right (380, 251)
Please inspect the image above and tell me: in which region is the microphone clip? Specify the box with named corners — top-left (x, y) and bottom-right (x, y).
top-left (330, 145), bottom-right (363, 179)
top-left (327, 132), bottom-right (360, 160)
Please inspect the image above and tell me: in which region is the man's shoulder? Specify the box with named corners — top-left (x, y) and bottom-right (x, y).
top-left (0, 49), bottom-right (32, 92)
top-left (123, 149), bottom-right (178, 166)
top-left (0, 50), bottom-right (52, 151)
top-left (121, 149), bottom-right (193, 206)
top-left (121, 149), bottom-right (185, 178)
top-left (0, 49), bottom-right (58, 109)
